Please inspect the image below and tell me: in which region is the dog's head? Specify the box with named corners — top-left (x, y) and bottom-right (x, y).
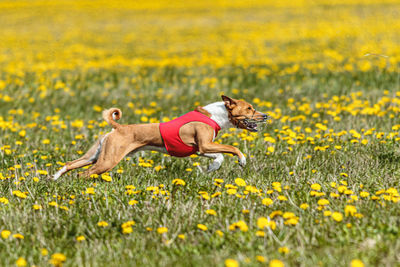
top-left (222, 95), bottom-right (268, 132)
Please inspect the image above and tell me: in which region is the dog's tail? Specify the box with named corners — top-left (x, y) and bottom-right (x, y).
top-left (102, 108), bottom-right (122, 129)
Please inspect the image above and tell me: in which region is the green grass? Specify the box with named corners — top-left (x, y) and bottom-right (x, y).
top-left (1, 66), bottom-right (400, 266)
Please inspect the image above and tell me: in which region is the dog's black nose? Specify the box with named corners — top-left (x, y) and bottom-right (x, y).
top-left (262, 113), bottom-right (268, 119)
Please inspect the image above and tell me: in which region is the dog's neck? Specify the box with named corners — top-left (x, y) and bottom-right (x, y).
top-left (203, 102), bottom-right (234, 129)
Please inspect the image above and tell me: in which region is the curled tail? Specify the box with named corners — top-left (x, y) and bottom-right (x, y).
top-left (102, 108), bottom-right (122, 129)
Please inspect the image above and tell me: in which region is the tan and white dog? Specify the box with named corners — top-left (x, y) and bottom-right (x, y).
top-left (53, 95), bottom-right (267, 180)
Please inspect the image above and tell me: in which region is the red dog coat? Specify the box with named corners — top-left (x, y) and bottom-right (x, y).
top-left (159, 110), bottom-right (221, 157)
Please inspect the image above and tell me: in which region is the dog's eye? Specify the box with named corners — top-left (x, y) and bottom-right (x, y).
top-left (247, 107), bottom-right (252, 110)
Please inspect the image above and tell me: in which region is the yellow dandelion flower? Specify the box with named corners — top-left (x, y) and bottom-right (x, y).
top-left (178, 234), bottom-right (185, 240)
top-left (101, 174), bottom-right (112, 182)
top-left (41, 248), bottom-right (48, 256)
top-left (205, 209), bottom-right (217, 216)
top-left (269, 259), bottom-right (284, 267)
top-left (157, 227), bottom-right (168, 234)
top-left (122, 226), bottom-right (133, 234)
top-left (262, 198), bottom-right (273, 206)
top-left (256, 255), bottom-right (266, 263)
top-left (345, 205), bottom-right (357, 216)
top-left (50, 253), bottom-right (67, 266)
top-left (1, 230), bottom-right (11, 239)
top-left (97, 221), bottom-right (108, 227)
top-left (278, 246), bottom-right (290, 254)
top-left (225, 259), bottom-right (239, 267)
top-left (76, 235), bottom-right (85, 242)
top-left (350, 259), bottom-right (364, 267)
top-left (300, 203), bottom-right (309, 210)
top-left (129, 200), bottom-right (138, 205)
top-left (317, 199), bottom-right (329, 206)
top-left (197, 224), bottom-right (208, 231)
top-left (16, 257), bottom-right (27, 267)
top-left (172, 178), bottom-right (186, 186)
top-left (216, 230), bottom-right (224, 237)
top-left (234, 178), bottom-right (246, 187)
top-left (331, 212), bottom-right (343, 222)
top-left (311, 183), bottom-right (321, 191)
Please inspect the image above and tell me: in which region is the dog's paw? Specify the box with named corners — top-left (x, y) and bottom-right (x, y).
top-left (52, 166), bottom-right (67, 181)
top-left (238, 153), bottom-right (246, 167)
top-left (207, 161), bottom-right (222, 172)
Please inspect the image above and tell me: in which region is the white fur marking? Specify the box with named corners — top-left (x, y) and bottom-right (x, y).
top-left (202, 153), bottom-right (224, 172)
top-left (238, 152), bottom-right (246, 167)
top-left (203, 102), bottom-right (234, 129)
top-left (53, 166), bottom-right (67, 180)
top-left (89, 133), bottom-right (109, 161)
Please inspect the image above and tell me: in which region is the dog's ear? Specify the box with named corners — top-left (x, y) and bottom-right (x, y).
top-left (221, 95), bottom-right (237, 109)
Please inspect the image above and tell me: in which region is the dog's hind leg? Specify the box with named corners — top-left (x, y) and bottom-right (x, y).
top-left (52, 134), bottom-right (106, 180)
top-left (81, 138), bottom-right (144, 178)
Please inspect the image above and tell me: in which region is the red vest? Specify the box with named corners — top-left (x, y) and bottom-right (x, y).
top-left (159, 111), bottom-right (221, 157)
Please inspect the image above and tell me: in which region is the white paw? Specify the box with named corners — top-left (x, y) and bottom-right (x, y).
top-left (207, 161), bottom-right (222, 172)
top-left (52, 166), bottom-right (66, 180)
top-left (238, 153), bottom-right (246, 167)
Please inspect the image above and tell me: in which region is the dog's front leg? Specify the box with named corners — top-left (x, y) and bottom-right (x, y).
top-left (200, 153), bottom-right (224, 172)
top-left (198, 142), bottom-right (246, 168)
top-left (195, 124), bottom-right (246, 168)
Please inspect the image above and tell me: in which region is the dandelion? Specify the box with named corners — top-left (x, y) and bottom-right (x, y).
top-left (311, 183), bottom-right (321, 190)
top-left (300, 203), bottom-right (309, 210)
top-left (0, 197), bottom-right (9, 205)
top-left (360, 191), bottom-right (370, 198)
top-left (216, 230), bottom-right (224, 237)
top-left (13, 234), bottom-right (24, 239)
top-left (345, 205), bottom-right (357, 216)
top-left (317, 199), bottom-right (329, 206)
top-left (197, 224), bottom-right (208, 231)
top-left (42, 139), bottom-right (50, 144)
top-left (205, 209), bottom-right (217, 216)
top-left (257, 217), bottom-right (276, 230)
top-left (331, 212), bottom-right (343, 222)
top-left (229, 220), bottom-right (248, 232)
top-left (85, 187), bottom-right (95, 195)
top-left (1, 230), bottom-right (11, 239)
top-left (12, 190), bottom-right (28, 199)
top-left (350, 259), bottom-right (364, 267)
top-left (269, 259), bottom-right (284, 267)
top-left (256, 256), bottom-right (266, 263)
top-left (101, 174), bottom-right (112, 182)
top-left (278, 246), bottom-right (290, 254)
top-left (178, 234), bottom-right (185, 240)
top-left (122, 226), bottom-right (133, 234)
top-left (157, 227), bottom-right (168, 234)
top-left (76, 235), bottom-right (85, 242)
top-left (234, 178), bottom-right (246, 187)
top-left (172, 179), bottom-right (186, 186)
top-left (225, 259), bottom-right (239, 267)
top-left (256, 230), bottom-right (265, 237)
top-left (50, 253), bottom-right (67, 267)
top-left (16, 257), bottom-right (27, 267)
top-left (128, 200), bottom-right (138, 205)
top-left (97, 221), bottom-right (108, 227)
top-left (262, 198), bottom-right (273, 206)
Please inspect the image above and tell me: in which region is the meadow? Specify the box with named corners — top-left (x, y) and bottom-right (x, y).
top-left (1, 0), bottom-right (400, 266)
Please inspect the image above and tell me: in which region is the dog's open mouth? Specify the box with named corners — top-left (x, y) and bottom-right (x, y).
top-left (241, 115), bottom-right (269, 132)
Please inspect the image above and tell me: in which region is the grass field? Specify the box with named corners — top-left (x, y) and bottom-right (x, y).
top-left (1, 0), bottom-right (400, 266)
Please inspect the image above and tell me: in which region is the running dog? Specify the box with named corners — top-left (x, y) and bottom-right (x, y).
top-left (53, 95), bottom-right (268, 180)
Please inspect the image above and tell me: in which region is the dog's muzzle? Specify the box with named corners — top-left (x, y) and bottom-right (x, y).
top-left (240, 113), bottom-right (269, 132)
